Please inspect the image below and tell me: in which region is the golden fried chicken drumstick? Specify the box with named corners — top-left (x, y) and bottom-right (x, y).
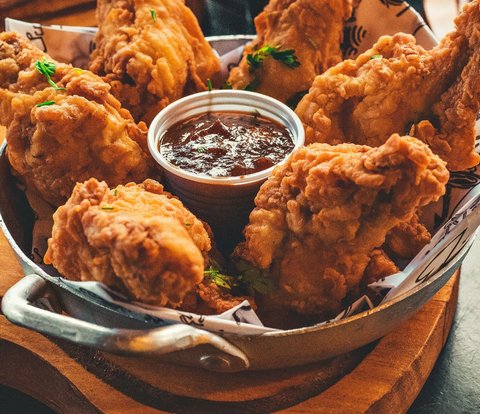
top-left (45, 179), bottom-right (212, 307)
top-left (89, 0), bottom-right (221, 125)
top-left (296, 0), bottom-right (480, 171)
top-left (228, 0), bottom-right (352, 104)
top-left (0, 32), bottom-right (150, 207)
top-left (235, 135), bottom-right (449, 319)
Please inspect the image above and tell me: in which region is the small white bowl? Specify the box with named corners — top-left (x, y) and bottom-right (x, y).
top-left (148, 90), bottom-right (305, 249)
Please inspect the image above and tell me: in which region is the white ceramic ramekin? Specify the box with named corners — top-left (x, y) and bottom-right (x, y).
top-left (148, 90), bottom-right (305, 250)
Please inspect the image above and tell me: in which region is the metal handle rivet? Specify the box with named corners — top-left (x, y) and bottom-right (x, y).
top-left (199, 355), bottom-right (231, 371)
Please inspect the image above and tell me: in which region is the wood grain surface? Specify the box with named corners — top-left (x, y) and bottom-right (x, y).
top-left (0, 115), bottom-right (463, 413)
top-left (0, 2), bottom-right (471, 412)
top-left (0, 224), bottom-right (460, 413)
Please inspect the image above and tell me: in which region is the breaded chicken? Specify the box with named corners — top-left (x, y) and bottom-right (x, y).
top-left (89, 0), bottom-right (221, 125)
top-left (383, 212), bottom-right (431, 260)
top-left (45, 178), bottom-right (211, 307)
top-left (235, 134), bottom-right (449, 320)
top-left (296, 0), bottom-right (480, 171)
top-left (228, 0), bottom-right (352, 105)
top-left (0, 32), bottom-right (150, 207)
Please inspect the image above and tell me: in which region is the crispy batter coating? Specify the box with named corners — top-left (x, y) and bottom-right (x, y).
top-left (0, 32), bottom-right (150, 207)
top-left (384, 212), bottom-right (431, 260)
top-left (181, 281), bottom-right (254, 315)
top-left (89, 0), bottom-right (221, 125)
top-left (235, 135), bottom-right (448, 318)
top-left (228, 0), bottom-right (352, 104)
top-left (363, 249), bottom-right (399, 286)
top-left (44, 178), bottom-right (211, 307)
top-left (296, 1), bottom-right (480, 171)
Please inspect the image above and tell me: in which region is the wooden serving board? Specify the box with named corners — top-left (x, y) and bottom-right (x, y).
top-left (0, 228), bottom-right (460, 414)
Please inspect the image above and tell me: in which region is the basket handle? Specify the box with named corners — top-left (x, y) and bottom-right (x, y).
top-left (1, 274), bottom-right (249, 372)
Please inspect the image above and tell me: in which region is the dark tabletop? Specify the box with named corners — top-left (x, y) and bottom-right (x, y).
top-left (408, 236), bottom-right (480, 414)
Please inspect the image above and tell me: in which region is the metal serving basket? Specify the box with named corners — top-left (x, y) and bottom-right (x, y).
top-left (0, 136), bottom-right (473, 372)
top-left (0, 33), bottom-right (478, 372)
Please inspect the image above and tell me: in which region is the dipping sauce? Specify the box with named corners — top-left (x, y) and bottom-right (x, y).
top-left (160, 111), bottom-right (295, 177)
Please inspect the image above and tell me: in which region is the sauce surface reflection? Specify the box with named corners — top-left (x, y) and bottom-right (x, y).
top-left (160, 111), bottom-right (294, 177)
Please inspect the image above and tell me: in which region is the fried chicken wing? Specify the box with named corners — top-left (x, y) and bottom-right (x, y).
top-left (227, 0), bottom-right (352, 105)
top-left (181, 280), bottom-right (255, 315)
top-left (296, 1), bottom-right (480, 171)
top-left (0, 32), bottom-right (150, 207)
top-left (235, 134), bottom-right (448, 320)
top-left (383, 212), bottom-right (431, 260)
top-left (44, 178), bottom-right (212, 307)
top-left (89, 0), bottom-right (221, 125)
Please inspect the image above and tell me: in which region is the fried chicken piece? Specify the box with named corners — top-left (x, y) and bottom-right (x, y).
top-left (45, 178), bottom-right (211, 307)
top-left (235, 134), bottom-right (448, 319)
top-left (296, 1), bottom-right (480, 171)
top-left (227, 0), bottom-right (352, 105)
top-left (383, 212), bottom-right (431, 260)
top-left (89, 0), bottom-right (221, 125)
top-left (181, 280), bottom-right (255, 315)
top-left (0, 32), bottom-right (150, 207)
top-left (363, 249), bottom-right (399, 286)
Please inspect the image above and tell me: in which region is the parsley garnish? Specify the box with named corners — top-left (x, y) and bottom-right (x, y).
top-left (197, 146), bottom-right (207, 153)
top-left (235, 260), bottom-right (274, 295)
top-left (244, 45), bottom-right (300, 91)
top-left (207, 78), bottom-right (213, 91)
top-left (36, 100), bottom-right (55, 107)
top-left (113, 188), bottom-right (118, 196)
top-left (370, 54), bottom-right (383, 60)
top-left (204, 266), bottom-right (237, 290)
top-left (150, 9), bottom-right (157, 22)
top-left (247, 45), bottom-right (300, 72)
top-left (223, 81), bottom-right (233, 90)
top-left (101, 205), bottom-right (114, 210)
top-left (35, 59), bottom-right (65, 90)
top-left (204, 259), bottom-right (274, 295)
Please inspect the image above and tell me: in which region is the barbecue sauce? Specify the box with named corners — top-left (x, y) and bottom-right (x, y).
top-left (160, 111), bottom-right (294, 177)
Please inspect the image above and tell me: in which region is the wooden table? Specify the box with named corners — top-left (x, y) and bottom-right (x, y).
top-left (0, 216), bottom-right (462, 413)
top-left (0, 3), bottom-right (475, 412)
top-left (0, 122), bottom-right (464, 411)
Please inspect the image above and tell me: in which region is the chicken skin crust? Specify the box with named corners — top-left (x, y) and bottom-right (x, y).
top-left (235, 134), bottom-right (449, 318)
top-left (228, 0), bottom-right (352, 104)
top-left (0, 32), bottom-right (150, 207)
top-left (44, 178), bottom-right (211, 308)
top-left (89, 0), bottom-right (221, 125)
top-left (296, 0), bottom-right (480, 171)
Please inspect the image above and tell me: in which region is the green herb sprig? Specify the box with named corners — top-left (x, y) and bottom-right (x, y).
top-left (204, 266), bottom-right (237, 290)
top-left (35, 59), bottom-right (65, 90)
top-left (235, 260), bottom-right (274, 295)
top-left (150, 9), bottom-right (157, 22)
top-left (244, 45), bottom-right (300, 91)
top-left (207, 78), bottom-right (213, 91)
top-left (36, 100), bottom-right (55, 107)
top-left (204, 259), bottom-right (274, 295)
top-left (370, 54), bottom-right (383, 60)
top-left (247, 45), bottom-right (300, 72)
